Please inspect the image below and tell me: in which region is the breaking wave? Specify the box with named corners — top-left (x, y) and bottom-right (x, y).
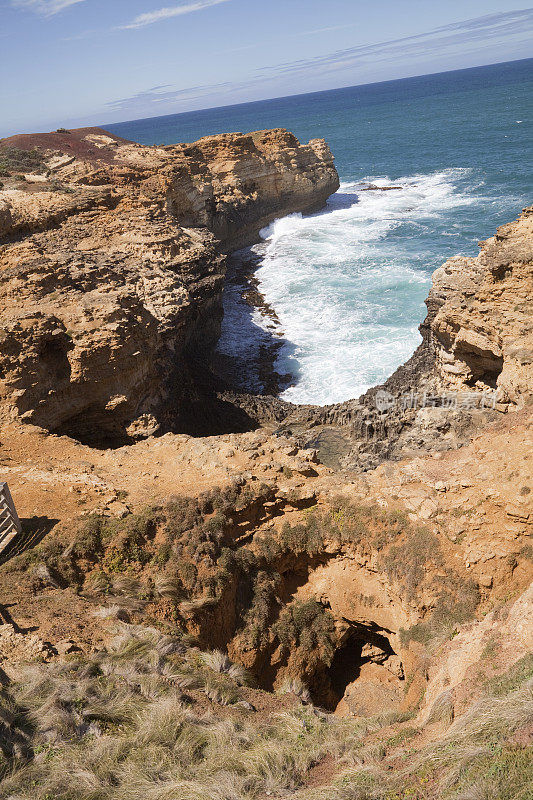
top-left (217, 169), bottom-right (501, 404)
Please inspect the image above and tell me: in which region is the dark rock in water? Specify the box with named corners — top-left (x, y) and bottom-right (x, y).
top-left (222, 206), bottom-right (532, 472)
top-left (359, 184), bottom-right (404, 191)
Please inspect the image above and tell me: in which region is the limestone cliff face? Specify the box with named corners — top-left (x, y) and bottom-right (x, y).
top-left (427, 205), bottom-right (533, 404)
top-left (0, 127), bottom-right (339, 443)
top-left (229, 205), bottom-right (532, 471)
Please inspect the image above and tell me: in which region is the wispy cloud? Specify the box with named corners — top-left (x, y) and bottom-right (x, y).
top-left (11, 0), bottom-right (85, 15)
top-left (102, 7), bottom-right (533, 124)
top-left (106, 82), bottom-right (233, 113)
top-left (257, 8), bottom-right (533, 79)
top-left (121, 0), bottom-right (230, 30)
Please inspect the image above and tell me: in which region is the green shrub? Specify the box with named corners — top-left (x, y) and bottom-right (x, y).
top-left (72, 515), bottom-right (104, 558)
top-left (163, 495), bottom-right (202, 539)
top-left (280, 517), bottom-right (323, 556)
top-left (400, 580), bottom-right (480, 647)
top-left (381, 528), bottom-right (442, 598)
top-left (238, 570), bottom-right (280, 649)
top-left (0, 146), bottom-right (46, 175)
top-left (273, 599), bottom-right (336, 665)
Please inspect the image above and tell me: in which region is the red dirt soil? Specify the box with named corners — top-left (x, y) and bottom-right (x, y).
top-left (0, 127), bottom-right (133, 165)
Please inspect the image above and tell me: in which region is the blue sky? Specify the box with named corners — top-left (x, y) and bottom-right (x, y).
top-left (1, 1), bottom-right (532, 136)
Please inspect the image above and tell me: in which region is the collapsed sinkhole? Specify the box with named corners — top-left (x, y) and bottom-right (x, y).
top-left (236, 618), bottom-right (401, 714)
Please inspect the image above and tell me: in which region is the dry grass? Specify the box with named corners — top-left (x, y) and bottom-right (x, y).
top-left (276, 677), bottom-right (311, 703)
top-left (200, 651), bottom-right (251, 686)
top-left (0, 625), bottom-right (531, 799)
top-left (0, 626), bottom-right (375, 800)
top-left (3, 488), bottom-right (528, 798)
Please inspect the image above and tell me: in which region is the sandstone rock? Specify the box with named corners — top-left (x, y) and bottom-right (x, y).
top-left (385, 655), bottom-right (405, 679)
top-left (505, 503), bottom-right (530, 521)
top-left (55, 638), bottom-right (81, 656)
top-left (277, 486), bottom-right (317, 505)
top-left (429, 207), bottom-right (533, 403)
top-left (0, 624), bottom-right (54, 675)
top-left (281, 445), bottom-right (299, 457)
top-left (104, 501), bottom-right (130, 518)
top-left (360, 642), bottom-right (389, 663)
top-left (0, 127), bottom-right (339, 444)
top-left (291, 461), bottom-right (319, 477)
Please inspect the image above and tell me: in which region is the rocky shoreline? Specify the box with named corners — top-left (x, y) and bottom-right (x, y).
top-left (217, 204), bottom-right (533, 470)
top-left (1, 126), bottom-right (531, 462)
top-left (211, 247), bottom-right (293, 397)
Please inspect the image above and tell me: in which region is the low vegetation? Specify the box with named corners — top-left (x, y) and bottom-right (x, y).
top-left (9, 487), bottom-right (485, 703)
top-left (1, 484), bottom-right (531, 796)
top-left (0, 146), bottom-right (46, 176)
top-left (0, 623), bottom-right (530, 799)
top-left (273, 599), bottom-right (337, 680)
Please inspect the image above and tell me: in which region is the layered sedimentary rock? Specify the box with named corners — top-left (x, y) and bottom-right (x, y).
top-left (427, 206), bottom-right (533, 403)
top-left (0, 127), bottom-right (339, 443)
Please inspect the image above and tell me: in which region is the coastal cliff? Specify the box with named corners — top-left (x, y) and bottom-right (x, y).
top-left (0, 127), bottom-right (339, 443)
top-left (427, 206), bottom-right (533, 402)
top-left (0, 129), bottom-right (531, 799)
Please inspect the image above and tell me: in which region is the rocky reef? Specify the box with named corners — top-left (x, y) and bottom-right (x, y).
top-left (0, 127), bottom-right (338, 444)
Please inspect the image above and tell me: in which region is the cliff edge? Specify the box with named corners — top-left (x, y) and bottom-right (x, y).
top-left (0, 127), bottom-right (339, 443)
top-left (0, 131), bottom-right (531, 800)
top-left (262, 205), bottom-right (533, 470)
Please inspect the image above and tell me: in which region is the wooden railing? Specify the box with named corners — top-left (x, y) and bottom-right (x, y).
top-left (0, 483), bottom-right (22, 556)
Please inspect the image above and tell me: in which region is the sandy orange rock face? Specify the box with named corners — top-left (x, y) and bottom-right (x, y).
top-left (428, 205), bottom-right (533, 404)
top-left (0, 127), bottom-right (531, 732)
top-left (0, 127), bottom-right (339, 444)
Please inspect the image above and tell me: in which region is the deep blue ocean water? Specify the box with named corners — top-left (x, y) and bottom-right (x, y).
top-left (106, 59), bottom-right (532, 404)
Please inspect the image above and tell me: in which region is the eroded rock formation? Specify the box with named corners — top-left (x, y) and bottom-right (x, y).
top-left (0, 141), bottom-right (530, 794)
top-left (0, 127), bottom-right (339, 443)
top-left (428, 207), bottom-right (533, 402)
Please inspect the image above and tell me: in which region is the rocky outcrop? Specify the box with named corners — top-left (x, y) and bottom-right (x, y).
top-left (0, 128), bottom-right (531, 800)
top-left (427, 206), bottom-right (533, 402)
top-left (1, 124), bottom-right (530, 463)
top-left (0, 127), bottom-right (339, 444)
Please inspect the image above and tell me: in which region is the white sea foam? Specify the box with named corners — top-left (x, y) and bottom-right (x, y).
top-left (217, 169), bottom-right (482, 405)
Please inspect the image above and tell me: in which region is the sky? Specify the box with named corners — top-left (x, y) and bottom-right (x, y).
top-left (1, 0), bottom-right (532, 136)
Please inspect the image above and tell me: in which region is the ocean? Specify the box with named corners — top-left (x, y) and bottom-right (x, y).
top-left (105, 59), bottom-right (532, 405)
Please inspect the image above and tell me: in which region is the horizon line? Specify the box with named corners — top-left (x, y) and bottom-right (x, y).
top-left (100, 56), bottom-right (532, 134)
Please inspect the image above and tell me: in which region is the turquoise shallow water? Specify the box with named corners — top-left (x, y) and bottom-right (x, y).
top-left (106, 59), bottom-right (532, 404)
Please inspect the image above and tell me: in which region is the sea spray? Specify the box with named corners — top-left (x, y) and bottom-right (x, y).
top-left (110, 61), bottom-right (531, 406)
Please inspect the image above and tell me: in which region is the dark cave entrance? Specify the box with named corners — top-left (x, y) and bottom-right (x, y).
top-left (318, 627), bottom-right (396, 711)
top-left (464, 360), bottom-right (503, 391)
top-left (328, 635), bottom-right (365, 702)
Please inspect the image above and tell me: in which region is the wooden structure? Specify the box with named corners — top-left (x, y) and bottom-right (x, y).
top-left (0, 482), bottom-right (22, 555)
